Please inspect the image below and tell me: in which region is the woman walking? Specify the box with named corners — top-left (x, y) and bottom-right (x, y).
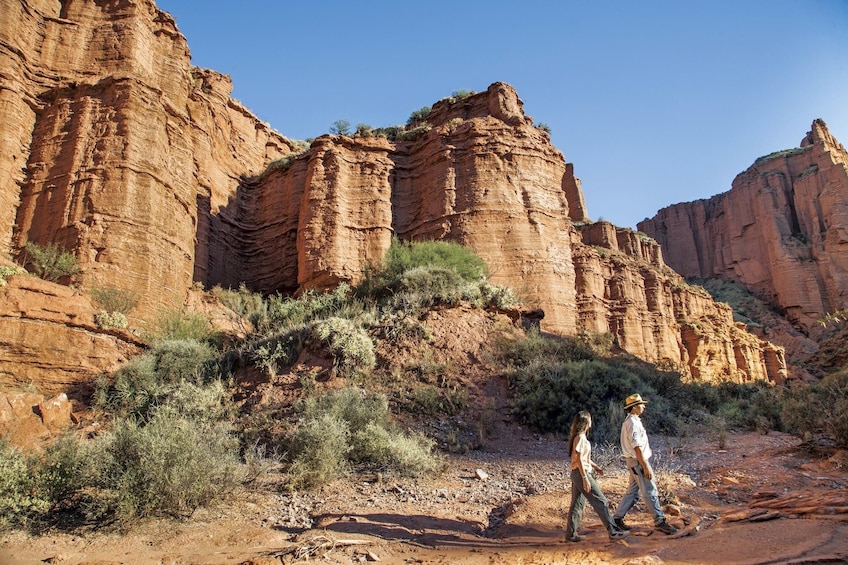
top-left (566, 410), bottom-right (630, 542)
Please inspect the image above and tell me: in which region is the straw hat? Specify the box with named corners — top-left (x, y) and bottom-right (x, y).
top-left (624, 393), bottom-right (648, 410)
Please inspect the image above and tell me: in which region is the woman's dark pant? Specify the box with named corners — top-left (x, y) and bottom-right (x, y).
top-left (566, 468), bottom-right (615, 537)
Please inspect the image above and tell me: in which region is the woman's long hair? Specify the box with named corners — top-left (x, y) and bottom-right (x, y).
top-left (568, 410), bottom-right (592, 455)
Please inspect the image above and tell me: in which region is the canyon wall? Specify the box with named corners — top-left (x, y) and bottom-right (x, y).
top-left (639, 120), bottom-right (848, 337)
top-left (0, 0), bottom-right (786, 391)
top-left (1, 0), bottom-right (296, 324)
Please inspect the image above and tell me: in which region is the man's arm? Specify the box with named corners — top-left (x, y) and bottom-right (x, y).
top-left (634, 445), bottom-right (653, 480)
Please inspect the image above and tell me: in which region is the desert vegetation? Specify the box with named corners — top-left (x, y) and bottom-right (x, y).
top-left (1, 239), bottom-right (845, 535)
top-left (19, 241), bottom-right (82, 283)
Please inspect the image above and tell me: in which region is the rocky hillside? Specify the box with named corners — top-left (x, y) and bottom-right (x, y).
top-left (0, 0), bottom-right (787, 405)
top-left (640, 120), bottom-right (848, 368)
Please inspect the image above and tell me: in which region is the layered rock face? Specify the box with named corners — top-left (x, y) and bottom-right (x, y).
top-left (574, 222), bottom-right (785, 383)
top-left (0, 274), bottom-right (143, 396)
top-left (639, 120), bottom-right (848, 337)
top-left (1, 0), bottom-right (295, 323)
top-left (0, 0), bottom-right (785, 390)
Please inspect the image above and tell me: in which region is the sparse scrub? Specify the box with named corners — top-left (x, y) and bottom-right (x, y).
top-left (94, 311), bottom-right (129, 330)
top-left (21, 242), bottom-right (82, 283)
top-left (286, 388), bottom-right (441, 488)
top-left (441, 90), bottom-right (475, 103)
top-left (0, 441), bottom-right (51, 529)
top-left (311, 317), bottom-right (375, 377)
top-left (496, 327), bottom-right (595, 369)
top-left (210, 283), bottom-right (268, 326)
top-left (398, 122), bottom-right (432, 141)
top-left (94, 340), bottom-right (219, 420)
top-left (0, 264), bottom-right (23, 286)
top-left (407, 106), bottom-right (431, 126)
top-left (355, 123), bottom-right (375, 137)
top-left (146, 307), bottom-right (214, 343)
top-left (478, 281), bottom-right (518, 309)
top-left (252, 330), bottom-right (304, 377)
top-left (407, 384), bottom-right (467, 417)
top-left (95, 405), bottom-right (242, 522)
top-left (782, 369), bottom-right (848, 448)
top-left (287, 412), bottom-right (350, 489)
top-left (258, 152), bottom-right (304, 179)
top-left (357, 237), bottom-right (487, 302)
top-left (90, 286), bottom-right (140, 316)
top-left (266, 283), bottom-right (352, 332)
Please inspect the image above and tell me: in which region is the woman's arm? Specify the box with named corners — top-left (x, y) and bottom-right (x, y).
top-left (574, 441), bottom-right (591, 491)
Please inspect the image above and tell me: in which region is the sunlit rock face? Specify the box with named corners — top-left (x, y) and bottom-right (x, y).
top-left (640, 120), bottom-right (848, 342)
top-left (0, 0), bottom-right (784, 389)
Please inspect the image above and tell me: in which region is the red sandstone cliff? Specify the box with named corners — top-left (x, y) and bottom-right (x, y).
top-left (0, 0), bottom-right (786, 398)
top-left (639, 120), bottom-right (848, 347)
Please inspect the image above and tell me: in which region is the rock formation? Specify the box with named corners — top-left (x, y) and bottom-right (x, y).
top-left (0, 273), bottom-right (144, 396)
top-left (0, 0), bottom-right (787, 397)
top-left (1, 0), bottom-right (297, 323)
top-left (639, 120), bottom-right (848, 345)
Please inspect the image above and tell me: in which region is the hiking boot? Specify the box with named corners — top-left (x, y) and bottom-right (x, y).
top-left (609, 528), bottom-right (630, 540)
top-left (655, 520), bottom-right (678, 535)
top-left (613, 517), bottom-right (631, 531)
top-left (567, 534), bottom-right (585, 542)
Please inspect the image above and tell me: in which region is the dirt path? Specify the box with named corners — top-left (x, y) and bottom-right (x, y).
top-left (2, 427), bottom-right (847, 564)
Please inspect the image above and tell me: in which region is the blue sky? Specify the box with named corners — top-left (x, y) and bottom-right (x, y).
top-left (156, 0), bottom-right (848, 229)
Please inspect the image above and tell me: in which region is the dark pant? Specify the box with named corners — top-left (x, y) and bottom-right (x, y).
top-left (566, 468), bottom-right (616, 537)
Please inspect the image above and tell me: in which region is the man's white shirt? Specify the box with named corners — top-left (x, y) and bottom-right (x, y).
top-left (620, 413), bottom-right (652, 460)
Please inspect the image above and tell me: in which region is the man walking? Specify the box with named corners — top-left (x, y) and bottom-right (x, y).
top-left (612, 393), bottom-right (678, 535)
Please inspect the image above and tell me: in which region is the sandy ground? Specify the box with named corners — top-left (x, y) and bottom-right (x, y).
top-left (2, 423), bottom-right (847, 565)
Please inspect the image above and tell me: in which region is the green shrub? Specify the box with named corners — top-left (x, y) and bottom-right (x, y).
top-left (210, 284), bottom-right (268, 323)
top-left (352, 423), bottom-right (440, 477)
top-left (258, 153), bottom-right (304, 179)
top-left (146, 308), bottom-right (214, 343)
top-left (266, 283), bottom-right (351, 331)
top-left (94, 311), bottom-right (128, 330)
top-left (252, 329), bottom-right (304, 377)
top-left (90, 286), bottom-right (140, 315)
top-left (398, 122), bottom-right (432, 141)
top-left (390, 265), bottom-right (472, 310)
top-left (508, 358), bottom-right (670, 444)
top-left (496, 328), bottom-right (595, 369)
top-left (407, 384), bottom-right (467, 417)
top-left (0, 264), bottom-right (23, 286)
top-left (0, 442), bottom-right (49, 529)
top-left (2, 382), bottom-right (240, 529)
top-left (782, 370), bottom-right (848, 448)
top-left (95, 340), bottom-right (219, 419)
top-left (407, 106), bottom-right (431, 126)
top-left (479, 281), bottom-right (518, 309)
top-left (298, 386), bottom-right (389, 431)
top-left (0, 436), bottom-right (97, 530)
top-left (96, 406), bottom-right (242, 522)
top-left (330, 119), bottom-right (351, 136)
top-left (311, 317), bottom-right (375, 377)
top-left (354, 123), bottom-right (375, 137)
top-left (21, 242), bottom-right (82, 283)
top-left (441, 89), bottom-right (475, 103)
top-left (287, 412), bottom-right (351, 489)
top-left (357, 238), bottom-right (488, 302)
top-left (287, 388), bottom-right (440, 488)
